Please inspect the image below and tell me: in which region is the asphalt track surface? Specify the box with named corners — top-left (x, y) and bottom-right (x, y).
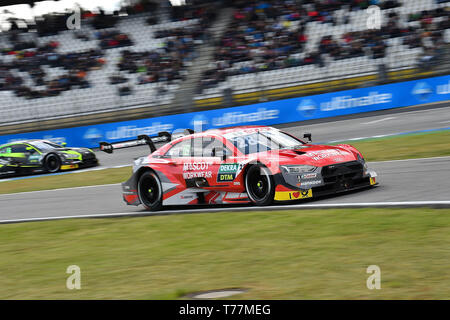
top-left (1, 104), bottom-right (450, 223)
top-left (95, 103), bottom-right (450, 169)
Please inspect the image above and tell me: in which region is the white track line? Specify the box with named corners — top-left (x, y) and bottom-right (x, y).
top-left (285, 103), bottom-right (450, 129)
top-left (0, 183), bottom-right (120, 197)
top-left (362, 117), bottom-right (397, 125)
top-left (0, 165), bottom-right (130, 183)
top-left (1, 155), bottom-right (450, 197)
top-left (369, 155), bottom-right (450, 164)
top-left (1, 201), bottom-right (449, 224)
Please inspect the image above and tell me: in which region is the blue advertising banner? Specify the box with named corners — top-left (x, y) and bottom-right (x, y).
top-left (1, 75), bottom-right (449, 148)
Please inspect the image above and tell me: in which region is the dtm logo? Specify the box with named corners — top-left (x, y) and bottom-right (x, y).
top-left (84, 128), bottom-right (103, 143)
top-left (191, 114), bottom-right (209, 131)
top-left (297, 99), bottom-right (317, 117)
top-left (412, 82), bottom-right (432, 101)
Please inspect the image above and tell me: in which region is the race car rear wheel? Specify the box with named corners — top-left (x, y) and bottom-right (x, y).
top-left (137, 171), bottom-right (163, 211)
top-left (44, 154), bottom-right (61, 173)
top-left (245, 165), bottom-right (275, 206)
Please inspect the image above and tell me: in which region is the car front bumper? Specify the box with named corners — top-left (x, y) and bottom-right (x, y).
top-left (274, 163), bottom-right (378, 201)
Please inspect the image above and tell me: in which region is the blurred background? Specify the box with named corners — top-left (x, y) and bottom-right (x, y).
top-left (0, 0), bottom-right (448, 137)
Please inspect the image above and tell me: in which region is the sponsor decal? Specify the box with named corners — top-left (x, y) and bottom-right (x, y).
top-left (412, 82), bottom-right (432, 101)
top-left (300, 180), bottom-right (322, 187)
top-left (183, 161), bottom-right (213, 179)
top-left (43, 136), bottom-right (67, 145)
top-left (217, 163), bottom-right (244, 182)
top-left (29, 155), bottom-right (41, 162)
top-left (218, 173), bottom-right (234, 182)
top-left (183, 162), bottom-right (212, 171)
top-left (105, 123), bottom-right (173, 140)
top-left (297, 99), bottom-right (317, 117)
top-left (83, 128), bottom-right (103, 142)
top-left (320, 92), bottom-right (392, 111)
top-left (301, 173), bottom-right (317, 179)
top-left (190, 114), bottom-right (209, 131)
top-left (437, 81), bottom-right (450, 95)
top-left (274, 189), bottom-right (313, 201)
top-left (306, 149), bottom-right (344, 161)
top-left (183, 171), bottom-right (212, 179)
top-left (370, 177), bottom-right (376, 185)
top-left (212, 108), bottom-right (279, 126)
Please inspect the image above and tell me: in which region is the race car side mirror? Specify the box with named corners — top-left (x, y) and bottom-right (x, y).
top-left (212, 147), bottom-right (227, 160)
top-left (303, 133), bottom-right (312, 142)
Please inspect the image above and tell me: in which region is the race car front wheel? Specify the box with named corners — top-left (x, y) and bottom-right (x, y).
top-left (137, 171), bottom-right (163, 211)
top-left (44, 154), bottom-right (61, 173)
top-left (245, 164), bottom-right (275, 206)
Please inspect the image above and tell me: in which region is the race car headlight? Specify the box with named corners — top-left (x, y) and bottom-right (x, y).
top-left (281, 165), bottom-right (317, 174)
top-left (357, 153), bottom-right (368, 173)
top-left (357, 153), bottom-right (365, 162)
top-left (62, 153), bottom-right (79, 159)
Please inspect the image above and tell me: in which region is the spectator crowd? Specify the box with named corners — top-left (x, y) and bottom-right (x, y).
top-left (0, 40), bottom-right (104, 99)
top-left (0, 0), bottom-right (447, 100)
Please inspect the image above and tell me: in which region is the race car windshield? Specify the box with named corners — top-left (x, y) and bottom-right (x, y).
top-left (229, 130), bottom-right (304, 155)
top-left (30, 141), bottom-right (63, 151)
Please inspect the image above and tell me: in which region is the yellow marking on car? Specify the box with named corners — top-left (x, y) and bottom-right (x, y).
top-left (370, 177), bottom-right (377, 185)
top-left (274, 189), bottom-right (312, 201)
top-left (61, 164), bottom-right (79, 170)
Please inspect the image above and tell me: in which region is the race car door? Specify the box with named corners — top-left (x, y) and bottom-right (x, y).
top-left (3, 144), bottom-right (29, 167)
top-left (190, 136), bottom-right (233, 189)
top-left (0, 145), bottom-right (18, 175)
top-left (162, 138), bottom-right (192, 187)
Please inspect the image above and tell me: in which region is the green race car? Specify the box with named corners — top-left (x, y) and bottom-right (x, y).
top-left (0, 140), bottom-right (98, 178)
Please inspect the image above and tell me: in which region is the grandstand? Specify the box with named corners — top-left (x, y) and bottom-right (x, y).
top-left (196, 0), bottom-right (450, 105)
top-left (0, 0), bottom-right (449, 132)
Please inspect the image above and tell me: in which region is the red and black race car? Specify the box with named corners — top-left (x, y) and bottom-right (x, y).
top-left (100, 126), bottom-right (378, 211)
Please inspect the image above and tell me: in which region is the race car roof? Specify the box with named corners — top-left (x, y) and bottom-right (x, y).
top-left (1, 139), bottom-right (54, 146)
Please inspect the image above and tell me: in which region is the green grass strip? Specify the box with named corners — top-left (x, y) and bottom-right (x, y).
top-left (0, 208), bottom-right (448, 299)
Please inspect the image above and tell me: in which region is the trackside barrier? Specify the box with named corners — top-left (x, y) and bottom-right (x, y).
top-left (1, 75), bottom-right (450, 148)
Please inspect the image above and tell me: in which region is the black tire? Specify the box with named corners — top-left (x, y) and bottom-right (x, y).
top-left (44, 154), bottom-right (61, 173)
top-left (137, 171), bottom-right (163, 211)
top-left (245, 164), bottom-right (275, 206)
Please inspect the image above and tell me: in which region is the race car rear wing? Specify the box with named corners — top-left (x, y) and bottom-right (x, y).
top-left (99, 132), bottom-right (172, 154)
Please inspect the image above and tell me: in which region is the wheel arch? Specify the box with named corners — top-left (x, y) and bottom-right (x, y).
top-left (134, 166), bottom-right (164, 211)
top-left (43, 152), bottom-right (62, 172)
top-left (134, 165), bottom-right (159, 188)
top-left (243, 161), bottom-right (276, 206)
top-left (242, 160), bottom-right (274, 179)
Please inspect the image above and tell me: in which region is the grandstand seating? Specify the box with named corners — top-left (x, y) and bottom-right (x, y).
top-left (196, 0), bottom-right (449, 99)
top-left (0, 0), bottom-right (448, 125)
top-left (0, 12), bottom-right (204, 123)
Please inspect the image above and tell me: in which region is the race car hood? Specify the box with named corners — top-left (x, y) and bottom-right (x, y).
top-left (67, 147), bottom-right (93, 153)
top-left (50, 147), bottom-right (93, 155)
top-left (256, 144), bottom-right (360, 167)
